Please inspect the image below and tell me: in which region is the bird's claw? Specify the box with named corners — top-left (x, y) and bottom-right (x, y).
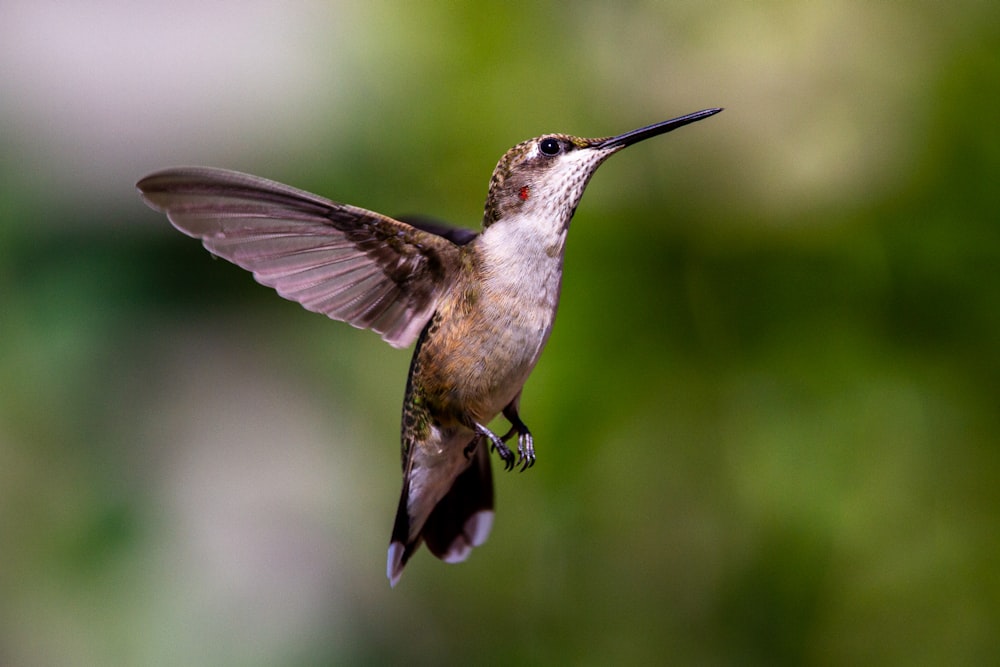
top-left (490, 438), bottom-right (516, 471)
top-left (474, 418), bottom-right (532, 472)
top-left (470, 421), bottom-right (515, 470)
top-left (516, 433), bottom-right (535, 471)
top-left (500, 425), bottom-right (535, 472)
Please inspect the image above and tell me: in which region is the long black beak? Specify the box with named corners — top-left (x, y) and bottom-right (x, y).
top-left (597, 108), bottom-right (723, 150)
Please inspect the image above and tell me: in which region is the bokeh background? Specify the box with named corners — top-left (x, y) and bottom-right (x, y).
top-left (1, 1), bottom-right (997, 664)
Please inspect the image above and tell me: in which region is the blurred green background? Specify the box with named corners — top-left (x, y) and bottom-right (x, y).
top-left (1, 1), bottom-right (998, 665)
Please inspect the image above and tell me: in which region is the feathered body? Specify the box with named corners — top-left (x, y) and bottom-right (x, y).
top-left (136, 108), bottom-right (721, 586)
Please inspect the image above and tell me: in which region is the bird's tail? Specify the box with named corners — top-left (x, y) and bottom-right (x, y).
top-left (387, 440), bottom-right (494, 587)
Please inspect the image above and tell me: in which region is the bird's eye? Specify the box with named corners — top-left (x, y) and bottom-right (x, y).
top-left (539, 137), bottom-right (561, 156)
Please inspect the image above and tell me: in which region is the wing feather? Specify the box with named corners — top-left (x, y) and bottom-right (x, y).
top-left (137, 167), bottom-right (468, 348)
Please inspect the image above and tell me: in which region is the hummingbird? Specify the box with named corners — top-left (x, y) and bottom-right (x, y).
top-left (136, 107), bottom-right (722, 586)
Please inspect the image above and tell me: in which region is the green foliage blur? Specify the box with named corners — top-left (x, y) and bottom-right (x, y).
top-left (1, 2), bottom-right (997, 665)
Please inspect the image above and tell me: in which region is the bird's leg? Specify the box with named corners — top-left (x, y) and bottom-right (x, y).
top-left (464, 418), bottom-right (515, 471)
top-left (502, 400), bottom-right (535, 471)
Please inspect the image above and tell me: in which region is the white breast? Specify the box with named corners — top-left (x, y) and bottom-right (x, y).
top-left (474, 212), bottom-right (567, 377)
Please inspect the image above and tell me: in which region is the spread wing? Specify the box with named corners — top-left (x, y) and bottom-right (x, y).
top-left (396, 215), bottom-right (479, 246)
top-left (137, 167), bottom-right (466, 348)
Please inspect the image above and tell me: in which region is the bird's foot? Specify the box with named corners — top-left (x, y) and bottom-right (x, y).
top-left (500, 411), bottom-right (535, 472)
top-left (472, 422), bottom-right (515, 471)
top-left (502, 426), bottom-right (535, 472)
top-left (516, 432), bottom-right (535, 471)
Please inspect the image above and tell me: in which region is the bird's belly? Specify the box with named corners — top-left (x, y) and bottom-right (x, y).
top-left (424, 299), bottom-right (555, 423)
top-left (415, 238), bottom-right (564, 425)
top-left (478, 318), bottom-right (547, 390)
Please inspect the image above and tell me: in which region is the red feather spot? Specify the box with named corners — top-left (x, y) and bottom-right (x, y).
top-left (519, 186), bottom-right (530, 201)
